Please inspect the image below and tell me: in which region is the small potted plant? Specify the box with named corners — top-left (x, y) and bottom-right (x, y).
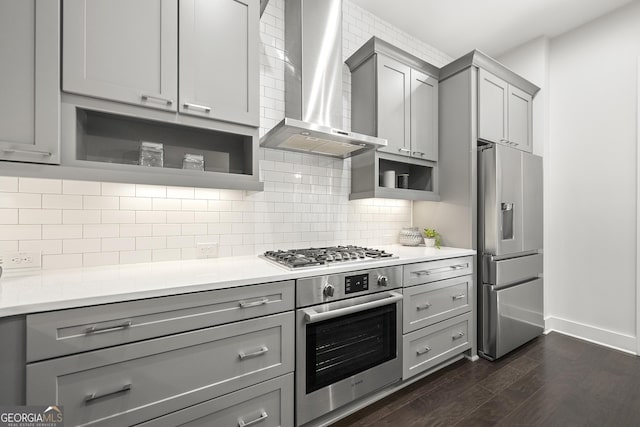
top-left (423, 228), bottom-right (442, 249)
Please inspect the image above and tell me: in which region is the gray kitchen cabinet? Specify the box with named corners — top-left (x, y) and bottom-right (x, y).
top-left (478, 68), bottom-right (532, 153)
top-left (179, 0), bottom-right (259, 126)
top-left (62, 0), bottom-right (259, 127)
top-left (0, 0), bottom-right (59, 164)
top-left (347, 37), bottom-right (440, 201)
top-left (376, 54), bottom-right (411, 156)
top-left (27, 311), bottom-right (294, 426)
top-left (401, 256), bottom-right (475, 380)
top-left (63, 0), bottom-right (178, 112)
top-left (26, 280), bottom-right (294, 362)
top-left (411, 69), bottom-right (439, 161)
top-left (136, 374), bottom-right (294, 427)
top-left (347, 38), bottom-right (439, 161)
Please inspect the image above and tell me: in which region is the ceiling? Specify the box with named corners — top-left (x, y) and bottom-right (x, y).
top-left (349, 0), bottom-right (636, 58)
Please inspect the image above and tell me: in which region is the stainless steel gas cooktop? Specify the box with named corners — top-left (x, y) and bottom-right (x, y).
top-left (261, 245), bottom-right (396, 270)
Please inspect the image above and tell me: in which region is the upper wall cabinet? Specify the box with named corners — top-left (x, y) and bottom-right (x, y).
top-left (0, 0), bottom-right (60, 164)
top-left (179, 0), bottom-right (259, 125)
top-left (62, 0), bottom-right (259, 127)
top-left (347, 38), bottom-right (439, 162)
top-left (478, 68), bottom-right (532, 153)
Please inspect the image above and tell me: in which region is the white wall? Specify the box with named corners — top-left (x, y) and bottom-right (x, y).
top-left (501, 2), bottom-right (640, 352)
top-left (0, 0), bottom-right (452, 269)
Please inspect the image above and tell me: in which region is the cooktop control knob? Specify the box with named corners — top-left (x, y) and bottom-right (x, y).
top-left (323, 284), bottom-right (335, 297)
top-left (378, 275), bottom-right (389, 287)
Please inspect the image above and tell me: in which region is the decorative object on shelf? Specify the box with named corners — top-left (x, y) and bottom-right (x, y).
top-left (399, 227), bottom-right (423, 246)
top-left (139, 141), bottom-right (164, 167)
top-left (397, 173), bottom-right (409, 189)
top-left (423, 228), bottom-right (442, 248)
top-left (382, 170), bottom-right (396, 188)
top-left (182, 153), bottom-right (205, 171)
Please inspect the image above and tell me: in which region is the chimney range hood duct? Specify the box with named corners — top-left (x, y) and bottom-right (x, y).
top-left (259, 0), bottom-right (387, 158)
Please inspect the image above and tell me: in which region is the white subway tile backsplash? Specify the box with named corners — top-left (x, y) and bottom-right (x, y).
top-left (166, 186), bottom-right (195, 199)
top-left (136, 184), bottom-right (166, 198)
top-left (167, 235), bottom-right (195, 249)
top-left (152, 248), bottom-right (181, 262)
top-left (166, 211), bottom-right (194, 224)
top-left (136, 236), bottom-right (166, 250)
top-left (0, 209), bottom-right (18, 224)
top-left (0, 225), bottom-right (41, 240)
top-left (19, 209), bottom-right (62, 225)
top-left (42, 194), bottom-right (83, 209)
top-left (119, 224), bottom-right (152, 238)
top-left (63, 238), bottom-right (101, 254)
top-left (101, 210), bottom-right (136, 224)
top-left (19, 178), bottom-right (61, 194)
top-left (101, 237), bottom-right (136, 252)
top-left (0, 241), bottom-right (19, 252)
top-left (83, 224), bottom-right (119, 238)
top-left (152, 198), bottom-right (182, 211)
top-left (63, 210), bottom-right (101, 224)
top-left (101, 182), bottom-right (136, 197)
top-left (119, 250), bottom-right (152, 264)
top-left (0, 193), bottom-right (41, 209)
top-left (43, 225), bottom-right (83, 240)
top-left (62, 180), bottom-right (101, 195)
top-left (181, 224), bottom-right (208, 236)
top-left (135, 211), bottom-right (167, 224)
top-left (0, 177), bottom-right (18, 192)
top-left (83, 196), bottom-right (119, 210)
top-left (181, 199), bottom-right (208, 211)
top-left (19, 239), bottom-right (62, 255)
top-left (120, 197), bottom-right (152, 211)
top-left (42, 254), bottom-right (83, 270)
top-left (83, 252), bottom-right (119, 267)
top-left (152, 224), bottom-right (182, 236)
top-left (193, 188), bottom-right (219, 200)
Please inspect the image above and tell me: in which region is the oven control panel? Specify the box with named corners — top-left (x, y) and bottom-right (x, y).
top-left (345, 273), bottom-right (368, 294)
top-left (296, 266), bottom-right (402, 307)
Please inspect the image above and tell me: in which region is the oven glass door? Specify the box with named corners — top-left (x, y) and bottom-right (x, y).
top-left (305, 303), bottom-right (397, 393)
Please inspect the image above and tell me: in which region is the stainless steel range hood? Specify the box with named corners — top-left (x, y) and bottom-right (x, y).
top-left (259, 0), bottom-right (387, 158)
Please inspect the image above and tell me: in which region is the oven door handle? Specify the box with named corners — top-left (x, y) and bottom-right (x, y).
top-left (302, 291), bottom-right (403, 324)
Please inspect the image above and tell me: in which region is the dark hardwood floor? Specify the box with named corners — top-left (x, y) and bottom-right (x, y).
top-left (333, 332), bottom-right (640, 426)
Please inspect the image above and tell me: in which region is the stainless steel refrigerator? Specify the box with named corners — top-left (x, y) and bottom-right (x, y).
top-left (478, 144), bottom-right (544, 360)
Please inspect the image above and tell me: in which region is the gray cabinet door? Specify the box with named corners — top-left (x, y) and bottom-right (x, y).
top-left (179, 0), bottom-right (259, 127)
top-left (508, 85), bottom-right (533, 153)
top-left (376, 54), bottom-right (411, 157)
top-left (63, 0), bottom-right (178, 111)
top-left (0, 0), bottom-right (59, 164)
top-left (410, 69), bottom-right (438, 161)
top-left (478, 68), bottom-right (508, 145)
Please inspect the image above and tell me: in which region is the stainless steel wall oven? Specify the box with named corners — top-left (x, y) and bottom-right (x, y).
top-left (295, 266), bottom-right (403, 425)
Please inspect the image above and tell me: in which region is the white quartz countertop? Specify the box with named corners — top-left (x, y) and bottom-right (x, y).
top-left (0, 245), bottom-right (475, 317)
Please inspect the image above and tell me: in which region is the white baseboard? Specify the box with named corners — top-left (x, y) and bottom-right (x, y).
top-left (545, 316), bottom-right (637, 355)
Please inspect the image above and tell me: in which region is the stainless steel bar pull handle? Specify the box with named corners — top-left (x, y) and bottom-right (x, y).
top-left (412, 151), bottom-right (425, 157)
top-left (2, 148), bottom-right (52, 156)
top-left (85, 320), bottom-right (132, 335)
top-left (238, 346), bottom-right (269, 360)
top-left (85, 383), bottom-right (132, 403)
top-left (411, 264), bottom-right (468, 276)
top-left (183, 102), bottom-right (212, 113)
top-left (452, 331), bottom-right (465, 340)
top-left (141, 94), bottom-right (173, 105)
top-left (416, 346), bottom-right (431, 355)
top-left (398, 148), bottom-right (411, 153)
top-left (238, 410), bottom-right (268, 427)
top-left (416, 302), bottom-right (432, 310)
top-left (303, 292), bottom-right (403, 324)
top-left (239, 298), bottom-right (269, 308)
top-left (452, 294), bottom-right (466, 301)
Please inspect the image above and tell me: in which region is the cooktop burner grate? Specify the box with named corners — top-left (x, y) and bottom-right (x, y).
top-left (261, 245), bottom-right (396, 269)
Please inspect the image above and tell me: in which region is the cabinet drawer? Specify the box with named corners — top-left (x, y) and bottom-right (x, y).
top-left (403, 275), bottom-right (473, 333)
top-left (403, 312), bottom-right (471, 380)
top-left (27, 312), bottom-right (294, 426)
top-left (403, 256), bottom-right (473, 287)
top-left (26, 280), bottom-right (294, 362)
top-left (136, 373), bottom-right (293, 427)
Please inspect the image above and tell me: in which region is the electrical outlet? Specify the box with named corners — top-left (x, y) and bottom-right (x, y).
top-left (0, 252), bottom-right (42, 270)
top-left (196, 242), bottom-right (218, 259)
